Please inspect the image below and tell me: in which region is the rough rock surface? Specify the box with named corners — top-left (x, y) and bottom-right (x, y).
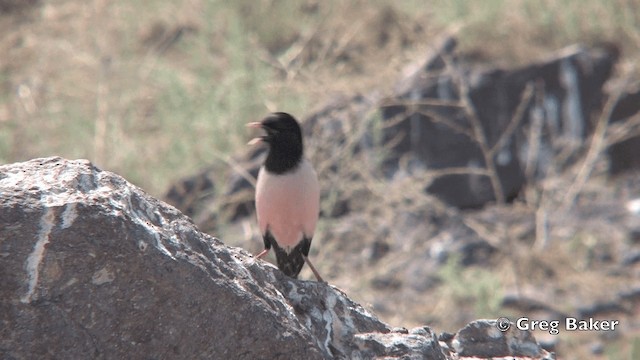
top-left (1, 157), bottom-right (554, 359)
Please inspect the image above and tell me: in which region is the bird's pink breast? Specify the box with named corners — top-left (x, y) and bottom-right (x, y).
top-left (255, 159), bottom-right (320, 251)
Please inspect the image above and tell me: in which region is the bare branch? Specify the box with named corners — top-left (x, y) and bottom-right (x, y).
top-left (561, 81), bottom-right (628, 209)
top-left (443, 54), bottom-right (506, 204)
top-left (489, 83), bottom-right (535, 158)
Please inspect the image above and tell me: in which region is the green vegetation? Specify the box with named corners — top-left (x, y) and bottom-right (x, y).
top-left (604, 336), bottom-right (640, 360)
top-left (437, 254), bottom-right (503, 317)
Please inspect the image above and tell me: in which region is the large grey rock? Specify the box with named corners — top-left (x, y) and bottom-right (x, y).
top-left (0, 157), bottom-right (326, 359)
top-left (0, 157), bottom-right (554, 359)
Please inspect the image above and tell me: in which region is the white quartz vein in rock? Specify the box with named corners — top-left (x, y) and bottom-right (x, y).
top-left (21, 207), bottom-right (55, 303)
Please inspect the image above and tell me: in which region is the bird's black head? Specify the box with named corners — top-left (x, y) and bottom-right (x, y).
top-left (253, 112), bottom-right (304, 174)
top-left (260, 112), bottom-right (303, 144)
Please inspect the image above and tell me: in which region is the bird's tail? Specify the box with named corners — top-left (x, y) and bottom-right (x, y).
top-left (274, 246), bottom-right (305, 278)
top-left (265, 233), bottom-right (311, 278)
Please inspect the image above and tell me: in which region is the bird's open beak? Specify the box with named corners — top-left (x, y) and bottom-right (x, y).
top-left (247, 122), bottom-right (265, 145)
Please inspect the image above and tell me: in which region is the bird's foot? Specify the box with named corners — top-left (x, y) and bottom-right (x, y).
top-left (302, 255), bottom-right (326, 283)
top-left (254, 248), bottom-right (269, 259)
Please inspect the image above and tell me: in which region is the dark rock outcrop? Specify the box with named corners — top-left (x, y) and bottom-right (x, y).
top-left (164, 148), bottom-right (262, 234)
top-left (0, 157), bottom-right (554, 359)
top-left (608, 83), bottom-right (640, 174)
top-left (381, 39), bottom-right (619, 207)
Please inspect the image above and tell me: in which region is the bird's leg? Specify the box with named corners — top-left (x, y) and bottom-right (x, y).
top-left (254, 248), bottom-right (269, 259)
top-left (302, 255), bottom-right (325, 283)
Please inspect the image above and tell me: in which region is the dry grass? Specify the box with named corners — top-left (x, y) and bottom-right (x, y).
top-left (2, 1), bottom-right (640, 359)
